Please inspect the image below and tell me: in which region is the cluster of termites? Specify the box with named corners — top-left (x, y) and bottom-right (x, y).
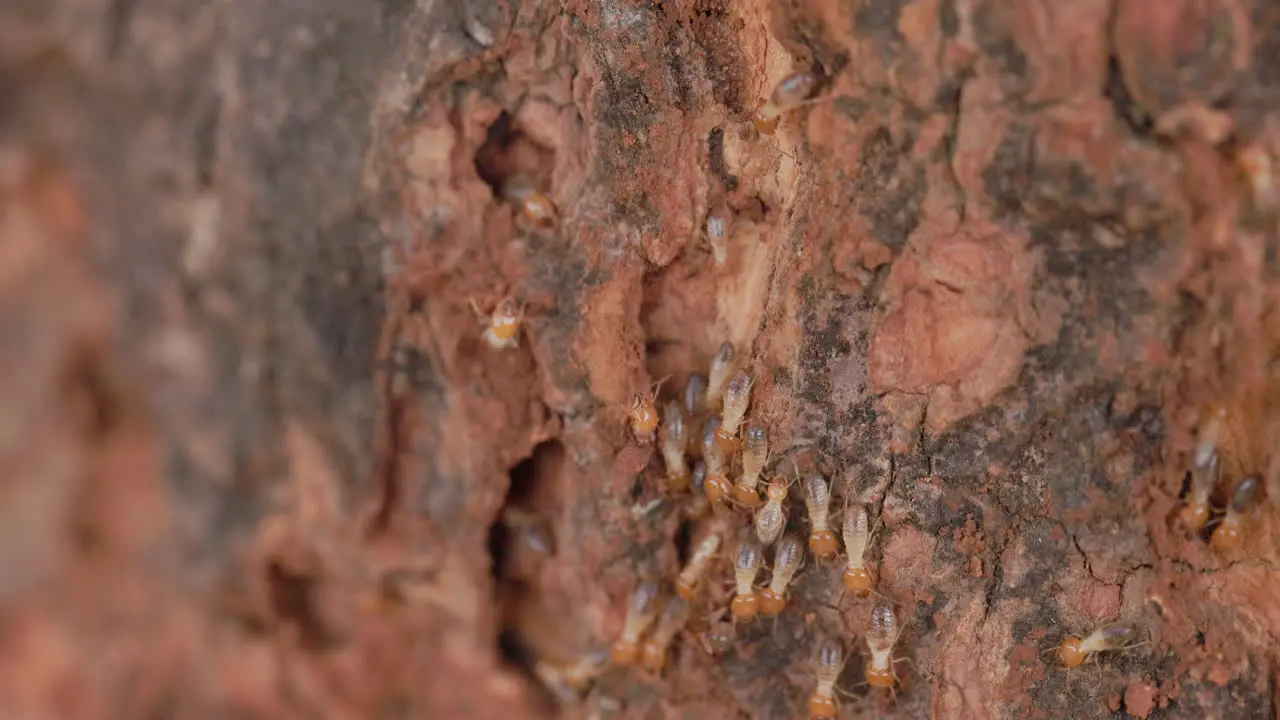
top-left (607, 340), bottom-right (931, 717)
top-left (467, 68), bottom-right (1175, 718)
top-left (472, 288), bottom-right (1160, 716)
top-left (1177, 404), bottom-right (1267, 552)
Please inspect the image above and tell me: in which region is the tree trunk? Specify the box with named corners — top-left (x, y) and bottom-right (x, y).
top-left (2, 0), bottom-right (1278, 718)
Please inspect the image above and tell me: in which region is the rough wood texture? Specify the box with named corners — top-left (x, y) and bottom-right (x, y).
top-left (2, 0), bottom-right (1280, 718)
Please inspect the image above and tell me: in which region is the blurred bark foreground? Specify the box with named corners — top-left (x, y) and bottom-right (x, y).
top-left (2, 0), bottom-right (1280, 718)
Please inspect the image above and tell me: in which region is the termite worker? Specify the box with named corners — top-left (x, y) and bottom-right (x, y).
top-left (754, 477), bottom-right (789, 546)
top-left (1057, 622), bottom-right (1140, 668)
top-left (684, 461), bottom-right (711, 519)
top-left (706, 204), bottom-right (731, 266)
top-left (1211, 474), bottom-right (1263, 552)
top-left (865, 602), bottom-right (902, 689)
top-left (659, 401), bottom-right (690, 491)
top-left (714, 370), bottom-right (753, 452)
top-left (733, 422), bottom-right (768, 507)
top-left (760, 533), bottom-right (804, 616)
top-left (706, 342), bottom-right (735, 409)
top-left (729, 536), bottom-right (764, 621)
top-left (752, 70), bottom-right (821, 135)
top-left (471, 297), bottom-right (524, 350)
top-left (1238, 141), bottom-right (1277, 216)
top-left (627, 377), bottom-right (667, 445)
top-left (611, 581), bottom-right (663, 666)
top-left (684, 372), bottom-right (708, 415)
top-left (676, 529), bottom-right (722, 600)
top-left (683, 373), bottom-right (709, 459)
top-left (699, 612), bottom-right (737, 656)
top-left (842, 504), bottom-right (874, 597)
top-left (640, 595), bottom-right (693, 672)
top-left (534, 650), bottom-right (609, 703)
top-left (1179, 447), bottom-right (1220, 532)
top-left (501, 175), bottom-right (558, 228)
top-left (804, 474), bottom-right (839, 560)
top-left (808, 638), bottom-right (847, 719)
top-left (701, 417), bottom-right (732, 504)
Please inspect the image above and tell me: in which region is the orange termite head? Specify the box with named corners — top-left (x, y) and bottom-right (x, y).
top-left (1177, 499), bottom-right (1210, 532)
top-left (866, 665), bottom-right (896, 689)
top-left (611, 638), bottom-right (640, 666)
top-left (842, 566), bottom-right (873, 596)
top-left (490, 299), bottom-right (522, 340)
top-left (1239, 143), bottom-right (1270, 176)
top-left (752, 107), bottom-right (780, 135)
top-left (675, 578), bottom-right (698, 601)
top-left (1057, 636), bottom-right (1086, 668)
top-left (765, 477), bottom-right (789, 502)
top-left (807, 693), bottom-right (837, 719)
top-left (1238, 143), bottom-right (1276, 212)
top-left (664, 472), bottom-right (691, 493)
top-left (705, 473), bottom-right (731, 504)
top-left (809, 530), bottom-right (838, 559)
top-left (1210, 519), bottom-right (1242, 552)
top-left (520, 192), bottom-right (558, 227)
top-left (640, 640), bottom-right (666, 672)
top-left (1211, 474), bottom-right (1263, 551)
top-left (731, 484), bottom-right (763, 508)
top-left (730, 593), bottom-right (759, 621)
top-left (759, 587), bottom-right (787, 616)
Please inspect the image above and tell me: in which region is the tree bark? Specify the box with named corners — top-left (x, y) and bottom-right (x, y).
top-left (2, 0), bottom-right (1279, 718)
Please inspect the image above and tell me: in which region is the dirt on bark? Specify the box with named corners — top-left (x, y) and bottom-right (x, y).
top-left (3, 0), bottom-right (1280, 718)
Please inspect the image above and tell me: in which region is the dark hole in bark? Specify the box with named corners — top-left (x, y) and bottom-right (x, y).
top-left (489, 440), bottom-right (566, 703)
top-left (266, 561), bottom-right (332, 651)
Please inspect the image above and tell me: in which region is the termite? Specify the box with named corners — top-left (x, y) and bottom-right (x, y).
top-left (865, 602), bottom-right (902, 689)
top-left (752, 70), bottom-right (820, 135)
top-left (628, 378), bottom-right (667, 445)
top-left (534, 650), bottom-right (609, 703)
top-left (699, 611), bottom-right (737, 655)
top-left (733, 422), bottom-right (768, 507)
top-left (676, 530), bottom-right (723, 600)
top-left (471, 297), bottom-right (524, 350)
top-left (1057, 622), bottom-right (1140, 668)
top-left (1179, 447), bottom-right (1220, 532)
top-left (685, 461), bottom-right (711, 519)
top-left (754, 477), bottom-right (789, 546)
top-left (641, 595), bottom-right (693, 672)
top-left (1180, 404), bottom-right (1228, 531)
top-left (714, 370), bottom-right (753, 452)
top-left (1211, 474), bottom-right (1263, 552)
top-left (684, 372), bottom-right (708, 414)
top-left (760, 533), bottom-right (804, 616)
top-left (501, 175), bottom-right (558, 228)
top-left (702, 416), bottom-right (732, 504)
top-left (706, 342), bottom-right (735, 409)
top-left (706, 204), bottom-right (731, 266)
top-left (808, 638), bottom-right (847, 719)
top-left (611, 581), bottom-right (663, 666)
top-left (501, 507), bottom-right (555, 579)
top-left (729, 536), bottom-right (764, 622)
top-left (804, 474), bottom-right (839, 560)
top-left (842, 504), bottom-right (874, 597)
top-left (1238, 142), bottom-right (1277, 216)
top-left (660, 401), bottom-right (690, 491)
